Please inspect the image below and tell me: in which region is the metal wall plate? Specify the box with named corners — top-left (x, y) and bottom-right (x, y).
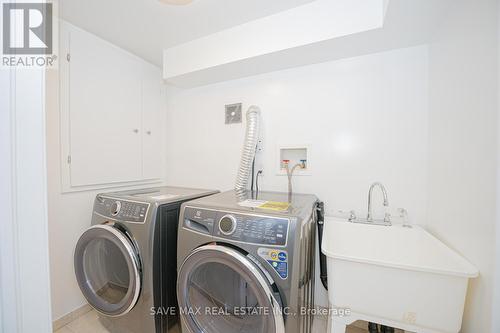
top-left (225, 103), bottom-right (242, 124)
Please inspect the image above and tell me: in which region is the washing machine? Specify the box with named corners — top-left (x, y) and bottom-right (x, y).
top-left (74, 186), bottom-right (218, 333)
top-left (177, 190), bottom-right (319, 333)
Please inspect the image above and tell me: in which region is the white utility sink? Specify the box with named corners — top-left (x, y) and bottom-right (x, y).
top-left (322, 218), bottom-right (478, 333)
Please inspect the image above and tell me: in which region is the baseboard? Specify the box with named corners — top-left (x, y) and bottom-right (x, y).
top-left (52, 303), bottom-right (92, 331)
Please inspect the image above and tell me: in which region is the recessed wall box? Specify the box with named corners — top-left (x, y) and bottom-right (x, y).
top-left (277, 145), bottom-right (311, 176)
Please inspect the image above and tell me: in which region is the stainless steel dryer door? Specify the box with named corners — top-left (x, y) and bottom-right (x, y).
top-left (177, 244), bottom-right (285, 333)
top-left (74, 224), bottom-right (141, 317)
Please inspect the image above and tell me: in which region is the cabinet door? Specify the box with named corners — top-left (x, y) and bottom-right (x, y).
top-left (141, 64), bottom-right (164, 180)
top-left (68, 26), bottom-right (143, 186)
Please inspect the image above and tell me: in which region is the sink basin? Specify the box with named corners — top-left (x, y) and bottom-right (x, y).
top-left (321, 218), bottom-right (478, 333)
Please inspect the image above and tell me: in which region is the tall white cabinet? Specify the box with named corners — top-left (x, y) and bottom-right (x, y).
top-left (142, 64), bottom-right (164, 180)
top-left (60, 22), bottom-right (164, 191)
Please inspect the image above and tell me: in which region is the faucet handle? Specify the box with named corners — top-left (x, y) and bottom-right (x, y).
top-left (384, 212), bottom-right (391, 223)
top-left (348, 210), bottom-right (357, 222)
top-left (397, 208), bottom-right (409, 223)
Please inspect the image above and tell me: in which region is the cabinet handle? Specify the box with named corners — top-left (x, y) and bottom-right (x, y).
top-left (133, 129), bottom-right (139, 133)
top-left (146, 130), bottom-right (152, 135)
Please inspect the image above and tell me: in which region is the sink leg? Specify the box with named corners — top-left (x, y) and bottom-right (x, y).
top-left (330, 320), bottom-right (347, 333)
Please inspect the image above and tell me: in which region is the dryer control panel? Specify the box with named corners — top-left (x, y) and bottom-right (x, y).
top-left (214, 213), bottom-right (289, 246)
top-left (183, 207), bottom-right (217, 235)
top-left (183, 207), bottom-right (289, 246)
top-left (94, 196), bottom-right (149, 223)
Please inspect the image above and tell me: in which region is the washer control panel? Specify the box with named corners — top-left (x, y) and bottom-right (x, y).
top-left (94, 196), bottom-right (149, 223)
top-left (214, 213), bottom-right (289, 246)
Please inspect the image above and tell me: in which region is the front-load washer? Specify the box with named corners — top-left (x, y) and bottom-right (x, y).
top-left (74, 186), bottom-right (218, 333)
top-left (177, 190), bottom-right (320, 333)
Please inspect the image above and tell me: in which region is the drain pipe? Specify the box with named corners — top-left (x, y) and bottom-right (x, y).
top-left (235, 106), bottom-right (261, 198)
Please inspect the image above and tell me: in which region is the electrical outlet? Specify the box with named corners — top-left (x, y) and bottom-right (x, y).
top-left (225, 103), bottom-right (242, 124)
top-left (257, 139), bottom-right (264, 152)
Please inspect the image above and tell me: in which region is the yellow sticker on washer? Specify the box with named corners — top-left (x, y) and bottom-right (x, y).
top-left (258, 201), bottom-right (290, 211)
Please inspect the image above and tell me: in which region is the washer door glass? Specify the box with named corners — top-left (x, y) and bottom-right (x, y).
top-left (177, 245), bottom-right (284, 333)
top-left (74, 224), bottom-right (141, 316)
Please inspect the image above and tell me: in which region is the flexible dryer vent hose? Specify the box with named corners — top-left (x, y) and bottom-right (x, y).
top-left (235, 105), bottom-right (260, 196)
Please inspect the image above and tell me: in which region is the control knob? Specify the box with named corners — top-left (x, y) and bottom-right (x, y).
top-left (219, 215), bottom-right (237, 235)
top-left (110, 201), bottom-right (121, 216)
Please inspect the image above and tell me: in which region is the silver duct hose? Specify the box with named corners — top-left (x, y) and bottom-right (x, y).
top-left (235, 105), bottom-right (261, 197)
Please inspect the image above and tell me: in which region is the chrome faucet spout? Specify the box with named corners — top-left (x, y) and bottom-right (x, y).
top-left (367, 182), bottom-right (389, 222)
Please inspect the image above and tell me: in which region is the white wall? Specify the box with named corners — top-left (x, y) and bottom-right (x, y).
top-left (426, 1), bottom-right (498, 332)
top-left (495, 3), bottom-right (500, 331)
top-left (492, 1), bottom-right (500, 332)
top-left (165, 45), bottom-right (429, 306)
top-left (0, 67), bottom-right (13, 333)
top-left (166, 45), bottom-right (429, 221)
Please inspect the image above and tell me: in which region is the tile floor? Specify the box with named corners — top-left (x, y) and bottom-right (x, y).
top-left (54, 308), bottom-right (371, 333)
top-left (55, 310), bottom-right (109, 333)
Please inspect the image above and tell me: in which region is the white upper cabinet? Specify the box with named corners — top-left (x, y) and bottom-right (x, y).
top-left (60, 22), bottom-right (165, 191)
top-left (141, 63), bottom-right (164, 180)
top-left (68, 25), bottom-right (143, 186)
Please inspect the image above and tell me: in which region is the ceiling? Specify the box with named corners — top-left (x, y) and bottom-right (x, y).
top-left (60, 0), bottom-right (315, 66)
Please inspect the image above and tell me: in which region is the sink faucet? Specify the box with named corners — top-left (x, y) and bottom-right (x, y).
top-left (367, 182), bottom-right (390, 223)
